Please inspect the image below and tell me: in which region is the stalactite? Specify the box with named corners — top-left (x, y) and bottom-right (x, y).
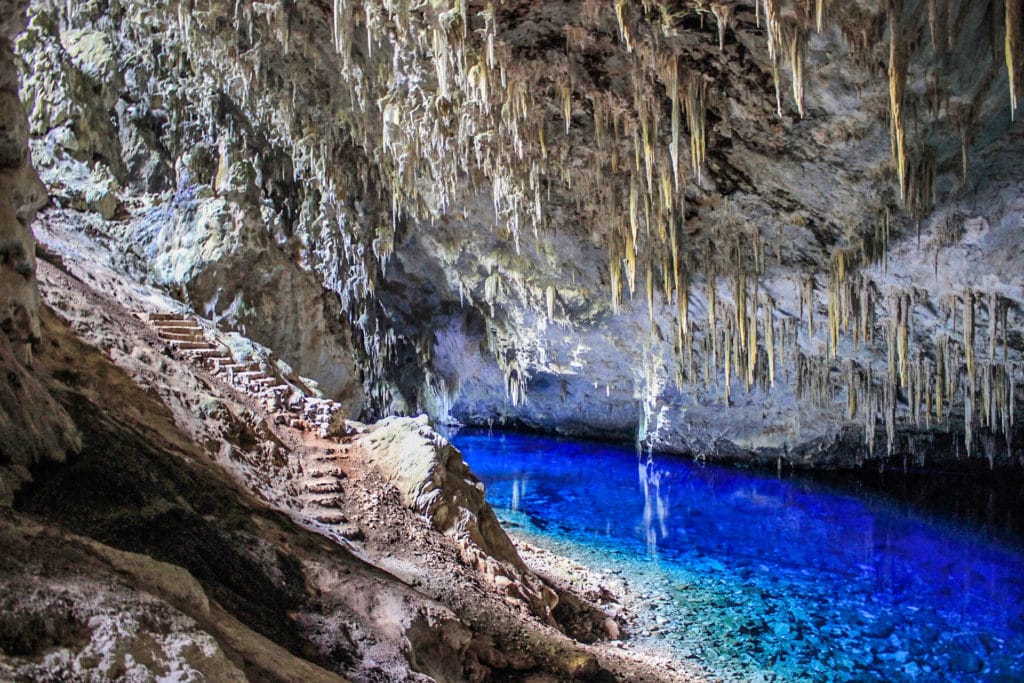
top-left (905, 146), bottom-right (937, 220)
top-left (949, 100), bottom-right (976, 182)
top-left (964, 289), bottom-right (976, 397)
top-left (747, 296), bottom-right (758, 390)
top-left (764, 0), bottom-right (783, 117)
top-left (610, 251), bottom-right (622, 315)
top-left (888, 0), bottom-right (908, 199)
top-left (615, 0), bottom-right (635, 53)
top-left (779, 16), bottom-right (808, 117)
top-left (708, 278), bottom-right (718, 370)
top-left (724, 317), bottom-right (733, 405)
top-left (801, 276), bottom-right (815, 338)
top-left (667, 57), bottom-right (682, 190)
top-left (935, 335), bottom-right (946, 421)
top-left (711, 3), bottom-right (735, 51)
top-left (546, 285), bottom-right (556, 320)
top-left (764, 296), bottom-right (775, 387)
top-left (1007, 0), bottom-right (1023, 120)
top-left (815, 0), bottom-right (827, 33)
top-left (561, 83), bottom-right (572, 135)
top-left (685, 72), bottom-right (708, 183)
top-left (646, 264), bottom-right (655, 325)
top-left (928, 0), bottom-right (943, 52)
top-left (897, 292), bottom-right (911, 388)
top-left (988, 292), bottom-right (998, 363)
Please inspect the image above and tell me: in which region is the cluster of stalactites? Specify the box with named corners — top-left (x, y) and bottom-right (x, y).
top-left (760, 0), bottom-right (824, 118)
top-left (165, 0), bottom-right (1023, 435)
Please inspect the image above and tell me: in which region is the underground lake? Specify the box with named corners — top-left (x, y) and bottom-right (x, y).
top-left (452, 430), bottom-right (1024, 682)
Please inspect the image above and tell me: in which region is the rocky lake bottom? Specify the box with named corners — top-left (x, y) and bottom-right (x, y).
top-left (453, 431), bottom-right (1024, 682)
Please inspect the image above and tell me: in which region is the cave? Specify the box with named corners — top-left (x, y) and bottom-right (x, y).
top-left (2, 0), bottom-right (1023, 680)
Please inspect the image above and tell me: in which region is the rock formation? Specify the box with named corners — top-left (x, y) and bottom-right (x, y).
top-left (2, 0), bottom-right (1024, 680)
top-left (7, 0), bottom-right (1022, 468)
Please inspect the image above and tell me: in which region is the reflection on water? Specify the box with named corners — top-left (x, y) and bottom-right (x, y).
top-left (639, 453), bottom-right (669, 558)
top-left (455, 430), bottom-right (1024, 682)
top-left (510, 473), bottom-right (528, 512)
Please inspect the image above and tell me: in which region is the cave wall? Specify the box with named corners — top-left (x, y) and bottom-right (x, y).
top-left (0, 0), bottom-right (78, 505)
top-left (14, 0), bottom-right (1024, 467)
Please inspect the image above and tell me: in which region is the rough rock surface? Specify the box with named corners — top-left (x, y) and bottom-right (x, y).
top-left (0, 217), bottom-right (699, 681)
top-left (12, 0), bottom-right (1024, 467)
top-left (360, 415), bottom-right (559, 620)
top-left (0, 0), bottom-right (79, 506)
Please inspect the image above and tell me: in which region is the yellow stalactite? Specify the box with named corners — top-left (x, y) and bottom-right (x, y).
top-left (888, 0), bottom-right (908, 199)
top-left (561, 83), bottom-right (572, 134)
top-left (747, 302), bottom-right (758, 389)
top-left (1008, 0), bottom-right (1023, 120)
top-left (615, 0), bottom-right (634, 52)
top-left (711, 3), bottom-right (735, 51)
top-left (685, 72), bottom-right (707, 183)
top-left (610, 251), bottom-right (622, 315)
top-left (779, 17), bottom-right (808, 117)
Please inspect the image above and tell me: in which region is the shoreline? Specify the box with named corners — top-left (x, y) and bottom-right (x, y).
top-left (506, 524), bottom-right (756, 683)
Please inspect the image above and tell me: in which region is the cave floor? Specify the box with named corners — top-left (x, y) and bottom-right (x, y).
top-left (1, 214), bottom-right (733, 681)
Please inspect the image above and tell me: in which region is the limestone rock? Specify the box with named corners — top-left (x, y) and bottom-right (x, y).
top-left (361, 415), bottom-right (559, 619)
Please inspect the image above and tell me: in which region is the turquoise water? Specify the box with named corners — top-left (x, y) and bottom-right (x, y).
top-left (452, 430), bottom-right (1024, 682)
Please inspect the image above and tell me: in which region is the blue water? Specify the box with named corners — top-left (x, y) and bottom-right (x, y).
top-left (452, 430), bottom-right (1024, 682)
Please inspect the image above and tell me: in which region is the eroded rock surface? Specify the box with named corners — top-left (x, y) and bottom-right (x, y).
top-left (11, 0), bottom-right (1024, 467)
top-left (361, 415), bottom-right (559, 620)
top-left (0, 0), bottom-right (79, 505)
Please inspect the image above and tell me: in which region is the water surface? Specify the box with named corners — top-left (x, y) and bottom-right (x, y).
top-left (453, 430), bottom-right (1024, 682)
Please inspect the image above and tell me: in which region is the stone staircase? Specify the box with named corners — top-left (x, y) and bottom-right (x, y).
top-left (147, 311), bottom-right (347, 436)
top-left (149, 309), bottom-right (361, 538)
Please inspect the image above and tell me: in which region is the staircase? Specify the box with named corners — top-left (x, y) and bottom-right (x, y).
top-left (146, 311), bottom-right (345, 433)
top-left (149, 309), bottom-right (358, 537)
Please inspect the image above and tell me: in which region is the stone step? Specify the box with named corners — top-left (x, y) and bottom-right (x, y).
top-left (306, 480), bottom-right (345, 494)
top-left (182, 347), bottom-right (221, 358)
top-left (159, 330), bottom-right (205, 342)
top-left (313, 513), bottom-right (349, 525)
top-left (153, 319), bottom-right (201, 329)
top-left (253, 377), bottom-right (279, 387)
top-left (170, 341), bottom-right (211, 350)
top-left (303, 493), bottom-right (344, 509)
top-left (235, 371), bottom-right (266, 380)
top-left (148, 312), bottom-right (187, 322)
top-left (307, 467), bottom-right (346, 479)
